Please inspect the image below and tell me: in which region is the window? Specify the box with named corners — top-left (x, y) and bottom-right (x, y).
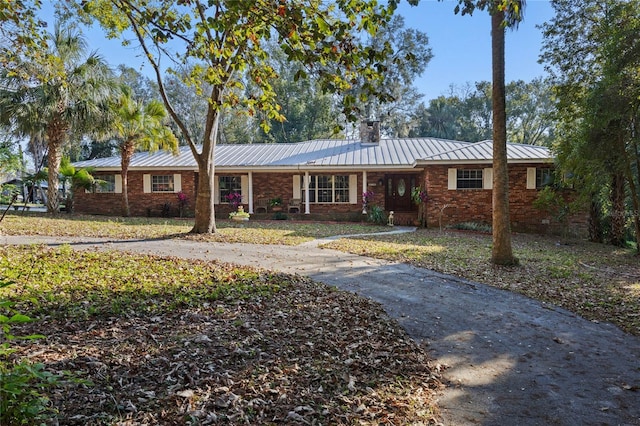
top-left (94, 175), bottom-right (115, 193)
top-left (303, 175), bottom-right (350, 203)
top-left (219, 176), bottom-right (242, 202)
top-left (536, 168), bottom-right (553, 189)
top-left (456, 169), bottom-right (483, 189)
top-left (152, 175), bottom-right (174, 192)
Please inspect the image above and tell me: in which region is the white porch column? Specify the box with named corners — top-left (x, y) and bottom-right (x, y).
top-left (304, 171), bottom-right (310, 214)
top-left (362, 170), bottom-right (367, 200)
top-left (248, 172), bottom-right (254, 214)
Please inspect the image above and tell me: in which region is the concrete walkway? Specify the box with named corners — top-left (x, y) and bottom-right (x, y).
top-left (2, 232), bottom-right (640, 425)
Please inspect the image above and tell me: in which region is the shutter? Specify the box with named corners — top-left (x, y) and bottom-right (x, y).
top-left (173, 174), bottom-right (182, 192)
top-left (114, 174), bottom-right (123, 194)
top-left (292, 175), bottom-right (301, 199)
top-left (526, 167), bottom-right (536, 189)
top-left (483, 168), bottom-right (493, 190)
top-left (143, 174), bottom-right (151, 193)
top-left (240, 175), bottom-right (248, 203)
top-left (447, 168), bottom-right (457, 190)
top-left (214, 176), bottom-right (220, 204)
top-left (349, 174), bottom-right (358, 204)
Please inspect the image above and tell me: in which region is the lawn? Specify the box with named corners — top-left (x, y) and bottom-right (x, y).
top-left (1, 212), bottom-right (638, 424)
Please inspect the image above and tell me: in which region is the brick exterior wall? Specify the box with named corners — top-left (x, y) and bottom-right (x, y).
top-left (74, 166), bottom-right (585, 234)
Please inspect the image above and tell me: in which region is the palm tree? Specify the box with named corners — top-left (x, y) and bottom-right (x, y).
top-left (443, 0), bottom-right (525, 265)
top-left (112, 88), bottom-right (178, 216)
top-left (59, 157), bottom-right (95, 213)
top-left (0, 22), bottom-right (115, 213)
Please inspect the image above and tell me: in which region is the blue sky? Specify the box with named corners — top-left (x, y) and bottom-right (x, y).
top-left (397, 0), bottom-right (555, 100)
top-left (42, 0), bottom-right (555, 103)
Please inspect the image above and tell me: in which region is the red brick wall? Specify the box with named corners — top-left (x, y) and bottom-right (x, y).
top-left (423, 164), bottom-right (585, 233)
top-left (75, 171), bottom-right (197, 217)
top-left (73, 166), bottom-right (585, 234)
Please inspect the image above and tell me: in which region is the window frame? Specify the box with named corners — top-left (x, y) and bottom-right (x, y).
top-left (303, 174), bottom-right (350, 203)
top-left (93, 174), bottom-right (116, 193)
top-left (219, 176), bottom-right (242, 202)
top-left (151, 175), bottom-right (174, 193)
top-left (536, 168), bottom-right (553, 189)
top-left (456, 169), bottom-right (483, 189)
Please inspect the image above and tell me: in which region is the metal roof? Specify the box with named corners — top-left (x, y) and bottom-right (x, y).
top-left (73, 138), bottom-right (551, 170)
top-left (421, 140), bottom-right (552, 163)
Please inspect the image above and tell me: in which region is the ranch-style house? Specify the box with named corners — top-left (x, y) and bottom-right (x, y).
top-left (72, 122), bottom-right (576, 232)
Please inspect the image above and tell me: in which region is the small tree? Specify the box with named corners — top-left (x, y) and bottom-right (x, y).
top-left (59, 157), bottom-right (95, 213)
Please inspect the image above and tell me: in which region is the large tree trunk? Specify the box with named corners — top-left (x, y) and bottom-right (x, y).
top-left (190, 111), bottom-right (219, 234)
top-left (121, 140), bottom-right (136, 217)
top-left (588, 196), bottom-right (604, 243)
top-left (45, 114), bottom-right (67, 214)
top-left (490, 10), bottom-right (517, 266)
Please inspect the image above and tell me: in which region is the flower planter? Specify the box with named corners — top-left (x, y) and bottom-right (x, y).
top-left (231, 216), bottom-right (249, 221)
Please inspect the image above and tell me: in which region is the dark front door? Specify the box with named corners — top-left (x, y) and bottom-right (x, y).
top-left (385, 174), bottom-right (417, 212)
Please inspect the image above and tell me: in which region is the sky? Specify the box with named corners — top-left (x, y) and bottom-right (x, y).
top-left (40, 0), bottom-right (556, 103)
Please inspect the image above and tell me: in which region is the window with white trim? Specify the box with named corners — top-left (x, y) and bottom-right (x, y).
top-left (303, 175), bottom-right (350, 203)
top-left (219, 176), bottom-right (242, 201)
top-left (456, 169), bottom-right (483, 189)
top-left (152, 175), bottom-right (174, 192)
top-left (536, 168), bottom-right (553, 189)
top-left (94, 174), bottom-right (115, 193)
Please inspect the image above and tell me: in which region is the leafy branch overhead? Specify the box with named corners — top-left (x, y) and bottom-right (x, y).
top-left (80, 0), bottom-right (397, 141)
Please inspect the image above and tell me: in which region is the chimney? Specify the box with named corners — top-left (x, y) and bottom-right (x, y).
top-left (359, 120), bottom-right (380, 144)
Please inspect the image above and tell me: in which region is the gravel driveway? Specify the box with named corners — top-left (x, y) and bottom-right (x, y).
top-left (2, 233), bottom-right (640, 425)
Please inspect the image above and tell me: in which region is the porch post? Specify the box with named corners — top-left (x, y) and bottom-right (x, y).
top-left (362, 171), bottom-right (367, 199)
top-left (304, 171), bottom-right (310, 214)
top-left (248, 171), bottom-right (254, 214)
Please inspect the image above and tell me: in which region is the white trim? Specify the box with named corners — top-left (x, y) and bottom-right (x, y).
top-left (304, 172), bottom-right (310, 214)
top-left (526, 167), bottom-right (536, 189)
top-left (143, 174), bottom-right (151, 193)
top-left (248, 172), bottom-right (254, 214)
top-left (349, 174), bottom-right (358, 204)
top-left (173, 174), bottom-right (182, 192)
top-left (114, 174), bottom-right (122, 194)
top-left (293, 175), bottom-right (301, 199)
top-left (447, 168), bottom-right (457, 190)
top-left (483, 168), bottom-right (493, 190)
top-left (240, 175), bottom-right (248, 204)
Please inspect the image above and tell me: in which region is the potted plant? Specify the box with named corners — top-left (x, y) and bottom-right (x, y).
top-left (269, 197), bottom-right (283, 211)
top-left (229, 205), bottom-right (250, 221)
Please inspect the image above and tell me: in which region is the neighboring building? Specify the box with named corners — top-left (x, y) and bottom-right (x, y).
top-left (72, 122), bottom-right (578, 233)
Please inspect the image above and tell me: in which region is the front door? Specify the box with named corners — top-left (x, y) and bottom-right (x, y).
top-left (385, 174), bottom-right (417, 212)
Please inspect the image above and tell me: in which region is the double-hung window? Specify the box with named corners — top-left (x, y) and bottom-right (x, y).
top-left (94, 174), bottom-right (116, 193)
top-left (304, 175), bottom-right (350, 203)
top-left (219, 176), bottom-right (242, 201)
top-left (152, 175), bottom-right (174, 192)
top-left (536, 168), bottom-right (553, 189)
top-left (456, 169), bottom-right (483, 189)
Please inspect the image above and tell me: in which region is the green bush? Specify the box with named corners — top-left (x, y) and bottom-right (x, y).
top-left (367, 205), bottom-right (386, 225)
top-left (1, 280), bottom-right (61, 425)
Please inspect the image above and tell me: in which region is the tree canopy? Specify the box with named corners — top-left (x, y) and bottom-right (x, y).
top-left (78, 0), bottom-right (401, 233)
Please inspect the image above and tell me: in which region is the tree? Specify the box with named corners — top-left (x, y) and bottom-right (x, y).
top-left (0, 22), bottom-right (116, 213)
top-left (112, 87), bottom-right (178, 216)
top-left (540, 0), bottom-right (640, 249)
top-left (59, 156), bottom-right (95, 213)
top-left (442, 0), bottom-right (525, 265)
top-left (80, 0), bottom-right (399, 234)
top-left (0, 0), bottom-right (48, 76)
top-left (506, 78), bottom-right (555, 146)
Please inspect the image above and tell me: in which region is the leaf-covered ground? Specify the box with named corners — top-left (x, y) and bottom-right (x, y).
top-left (0, 213), bottom-right (389, 245)
top-left (324, 229), bottom-right (640, 335)
top-left (1, 245), bottom-right (442, 425)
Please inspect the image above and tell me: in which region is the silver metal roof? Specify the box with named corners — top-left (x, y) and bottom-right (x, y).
top-left (73, 138), bottom-right (551, 170)
top-left (421, 140), bottom-right (552, 163)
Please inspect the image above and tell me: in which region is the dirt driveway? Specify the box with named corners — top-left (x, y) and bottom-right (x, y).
top-left (2, 233), bottom-right (640, 425)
